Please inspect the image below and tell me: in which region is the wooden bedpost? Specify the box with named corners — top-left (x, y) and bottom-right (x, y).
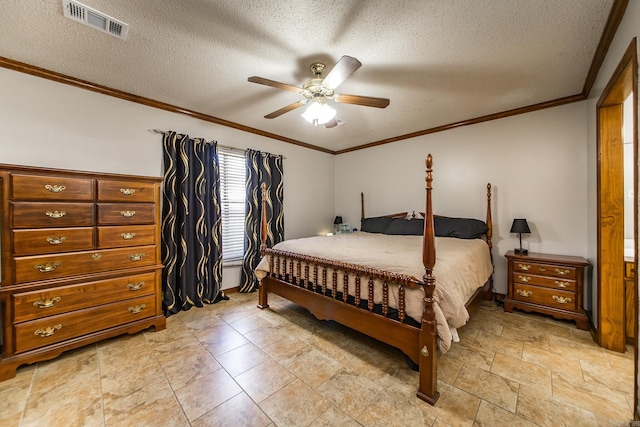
top-left (417, 154), bottom-right (440, 405)
top-left (258, 182), bottom-right (269, 309)
top-left (484, 183), bottom-right (494, 301)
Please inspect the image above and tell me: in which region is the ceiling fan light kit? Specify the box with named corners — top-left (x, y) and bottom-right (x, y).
top-left (248, 55), bottom-right (390, 128)
top-left (301, 101), bottom-right (336, 126)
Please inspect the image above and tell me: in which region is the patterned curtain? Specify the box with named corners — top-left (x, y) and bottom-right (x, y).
top-left (239, 149), bottom-right (284, 292)
top-left (161, 131), bottom-right (226, 316)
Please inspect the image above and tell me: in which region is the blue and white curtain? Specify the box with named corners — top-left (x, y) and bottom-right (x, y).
top-left (239, 149), bottom-right (284, 292)
top-left (161, 131), bottom-right (225, 315)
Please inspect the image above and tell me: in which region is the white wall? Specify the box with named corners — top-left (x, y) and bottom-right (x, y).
top-left (0, 67), bottom-right (336, 290)
top-left (335, 102), bottom-right (589, 296)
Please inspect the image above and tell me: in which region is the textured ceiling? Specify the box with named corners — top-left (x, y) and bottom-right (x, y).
top-left (0, 0), bottom-right (615, 152)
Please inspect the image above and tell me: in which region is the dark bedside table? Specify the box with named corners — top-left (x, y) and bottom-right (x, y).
top-left (503, 251), bottom-right (589, 330)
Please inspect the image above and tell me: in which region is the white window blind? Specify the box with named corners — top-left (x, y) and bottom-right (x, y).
top-left (218, 147), bottom-right (246, 262)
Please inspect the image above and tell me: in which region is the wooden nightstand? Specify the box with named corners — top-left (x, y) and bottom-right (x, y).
top-left (503, 251), bottom-right (589, 330)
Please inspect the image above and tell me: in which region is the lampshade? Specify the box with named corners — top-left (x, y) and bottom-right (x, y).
top-left (510, 218), bottom-right (531, 234)
top-left (334, 216), bottom-right (343, 225)
top-left (302, 101), bottom-right (336, 125)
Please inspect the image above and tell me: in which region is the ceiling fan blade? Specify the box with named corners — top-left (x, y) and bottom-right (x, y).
top-left (335, 93), bottom-right (390, 108)
top-left (264, 100), bottom-right (307, 119)
top-left (248, 76), bottom-right (303, 93)
top-left (325, 117), bottom-right (345, 128)
top-left (322, 55), bottom-right (362, 89)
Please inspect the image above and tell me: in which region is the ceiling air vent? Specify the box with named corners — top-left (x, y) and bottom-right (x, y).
top-left (62, 0), bottom-right (129, 40)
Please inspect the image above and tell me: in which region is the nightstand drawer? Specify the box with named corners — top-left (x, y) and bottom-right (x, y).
top-left (512, 261), bottom-right (576, 280)
top-left (11, 174), bottom-right (94, 201)
top-left (511, 272), bottom-right (576, 291)
top-left (97, 203), bottom-right (155, 225)
top-left (513, 284), bottom-right (577, 311)
top-left (97, 179), bottom-right (156, 203)
top-left (11, 202), bottom-right (94, 228)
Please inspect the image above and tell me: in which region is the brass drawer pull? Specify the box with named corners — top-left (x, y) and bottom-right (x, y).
top-left (44, 184), bottom-right (66, 193)
top-left (120, 188), bottom-right (136, 195)
top-left (34, 262), bottom-right (61, 273)
top-left (34, 324), bottom-right (62, 337)
top-left (121, 232), bottom-right (136, 240)
top-left (128, 304), bottom-right (146, 314)
top-left (46, 236), bottom-right (66, 245)
top-left (516, 289), bottom-right (532, 297)
top-left (91, 253), bottom-right (102, 260)
top-left (555, 269), bottom-right (570, 276)
top-left (33, 296), bottom-right (61, 309)
top-left (129, 253), bottom-right (145, 261)
top-left (554, 281), bottom-right (570, 288)
top-left (127, 281), bottom-right (145, 291)
top-left (45, 210), bottom-right (66, 219)
top-left (538, 266), bottom-right (546, 272)
top-left (518, 275), bottom-right (531, 283)
top-left (517, 264), bottom-right (531, 271)
top-left (552, 295), bottom-right (572, 304)
top-left (121, 211), bottom-right (136, 218)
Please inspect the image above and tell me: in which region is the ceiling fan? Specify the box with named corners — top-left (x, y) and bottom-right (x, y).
top-left (248, 55), bottom-right (390, 128)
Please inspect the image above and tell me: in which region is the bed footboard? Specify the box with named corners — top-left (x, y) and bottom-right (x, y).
top-left (257, 155), bottom-right (440, 405)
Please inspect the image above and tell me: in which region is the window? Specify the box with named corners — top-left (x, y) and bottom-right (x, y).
top-left (218, 147), bottom-right (246, 263)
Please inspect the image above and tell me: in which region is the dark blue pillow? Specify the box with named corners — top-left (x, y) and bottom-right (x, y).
top-left (384, 218), bottom-right (424, 235)
top-left (361, 216), bottom-right (394, 233)
top-left (434, 216), bottom-right (488, 239)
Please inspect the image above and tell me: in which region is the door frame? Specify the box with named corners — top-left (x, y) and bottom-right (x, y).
top-left (596, 37), bottom-right (638, 415)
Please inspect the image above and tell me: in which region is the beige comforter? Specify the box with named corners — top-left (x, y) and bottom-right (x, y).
top-left (255, 232), bottom-right (493, 353)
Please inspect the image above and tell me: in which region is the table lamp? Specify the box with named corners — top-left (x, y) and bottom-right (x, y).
top-left (510, 218), bottom-right (531, 255)
top-left (333, 216), bottom-right (343, 234)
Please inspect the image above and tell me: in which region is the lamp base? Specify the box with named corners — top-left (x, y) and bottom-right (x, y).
top-left (514, 248), bottom-right (528, 255)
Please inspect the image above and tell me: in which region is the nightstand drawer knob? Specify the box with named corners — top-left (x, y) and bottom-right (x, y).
top-left (128, 304), bottom-right (146, 314)
top-left (121, 232), bottom-right (136, 240)
top-left (46, 236), bottom-right (66, 245)
top-left (121, 210), bottom-right (136, 218)
top-left (554, 281), bottom-right (570, 288)
top-left (34, 262), bottom-right (61, 273)
top-left (555, 269), bottom-right (570, 276)
top-left (45, 184), bottom-right (66, 193)
top-left (518, 275), bottom-right (531, 283)
top-left (120, 188), bottom-right (136, 195)
top-left (552, 295), bottom-right (572, 304)
top-left (127, 281), bottom-right (145, 291)
top-left (516, 289), bottom-right (532, 297)
top-left (518, 264), bottom-right (531, 271)
top-left (45, 210), bottom-right (66, 219)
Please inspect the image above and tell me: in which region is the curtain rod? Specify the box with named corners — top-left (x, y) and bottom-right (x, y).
top-left (148, 129), bottom-right (286, 159)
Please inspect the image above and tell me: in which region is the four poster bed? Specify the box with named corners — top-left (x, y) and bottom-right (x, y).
top-left (255, 154), bottom-right (493, 404)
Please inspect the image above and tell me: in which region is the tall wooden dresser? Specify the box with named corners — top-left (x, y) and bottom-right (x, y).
top-left (0, 164), bottom-right (166, 380)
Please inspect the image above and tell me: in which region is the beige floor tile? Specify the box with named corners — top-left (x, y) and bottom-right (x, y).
top-left (516, 383), bottom-right (597, 427)
top-left (259, 379), bottom-right (332, 427)
top-left (437, 353), bottom-right (464, 385)
top-left (156, 344), bottom-right (222, 391)
top-left (444, 340), bottom-right (495, 372)
top-left (310, 405), bottom-right (363, 426)
top-left (235, 359), bottom-right (297, 403)
top-left (0, 364), bottom-right (35, 419)
top-left (191, 392), bottom-right (271, 427)
top-left (356, 391), bottom-right (437, 427)
top-left (261, 333), bottom-right (313, 364)
top-left (454, 364), bottom-right (519, 413)
top-left (580, 359), bottom-right (634, 396)
top-left (551, 371), bottom-right (631, 425)
top-left (281, 348), bottom-right (344, 389)
top-left (174, 368), bottom-right (242, 422)
top-left (316, 371), bottom-right (384, 418)
top-left (520, 342), bottom-right (583, 380)
top-left (228, 312), bottom-right (277, 335)
top-left (474, 399), bottom-right (536, 427)
top-left (100, 347), bottom-right (166, 397)
top-left (474, 329), bottom-right (524, 359)
top-left (430, 381), bottom-right (481, 427)
top-left (490, 352), bottom-right (552, 393)
top-left (245, 324), bottom-right (298, 349)
top-left (195, 323), bottom-right (250, 356)
top-left (103, 378), bottom-right (188, 427)
top-left (216, 342), bottom-right (271, 377)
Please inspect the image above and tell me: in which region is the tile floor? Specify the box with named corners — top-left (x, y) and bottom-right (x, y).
top-left (0, 290), bottom-right (635, 426)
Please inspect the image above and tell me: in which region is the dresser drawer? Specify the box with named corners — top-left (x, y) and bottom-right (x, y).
top-left (11, 174), bottom-right (94, 201)
top-left (11, 202), bottom-right (94, 228)
top-left (13, 272), bottom-right (157, 322)
top-left (511, 272), bottom-right (576, 291)
top-left (97, 203), bottom-right (155, 225)
top-left (14, 294), bottom-right (157, 353)
top-left (512, 261), bottom-right (576, 280)
top-left (625, 261), bottom-right (635, 279)
top-left (13, 228), bottom-right (94, 256)
top-left (97, 179), bottom-right (156, 203)
top-left (512, 283), bottom-right (577, 312)
top-left (14, 245), bottom-right (157, 283)
top-left (97, 225), bottom-right (156, 248)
